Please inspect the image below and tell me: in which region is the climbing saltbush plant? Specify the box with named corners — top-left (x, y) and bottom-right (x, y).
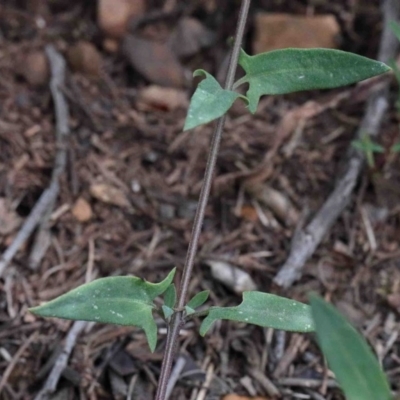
top-left (30, 4), bottom-right (392, 399)
top-left (30, 44), bottom-right (390, 349)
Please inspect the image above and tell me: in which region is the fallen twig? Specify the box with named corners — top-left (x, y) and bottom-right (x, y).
top-left (274, 0), bottom-right (400, 288)
top-left (34, 321), bottom-right (87, 400)
top-left (0, 45), bottom-right (70, 275)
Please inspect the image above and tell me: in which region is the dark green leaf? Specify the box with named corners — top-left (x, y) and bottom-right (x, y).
top-left (200, 292), bottom-right (314, 336)
top-left (164, 284), bottom-right (177, 309)
top-left (30, 269), bottom-right (176, 352)
top-left (310, 294), bottom-right (392, 400)
top-left (235, 48), bottom-right (391, 113)
top-left (186, 290), bottom-right (209, 310)
top-left (184, 70), bottom-right (247, 131)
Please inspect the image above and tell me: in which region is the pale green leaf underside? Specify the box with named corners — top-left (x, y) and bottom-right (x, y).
top-left (162, 305), bottom-right (174, 319)
top-left (184, 70), bottom-right (246, 131)
top-left (184, 306), bottom-right (195, 316)
top-left (200, 292), bottom-right (314, 336)
top-left (236, 48), bottom-right (390, 113)
top-left (310, 294), bottom-right (392, 400)
top-left (30, 269), bottom-right (175, 352)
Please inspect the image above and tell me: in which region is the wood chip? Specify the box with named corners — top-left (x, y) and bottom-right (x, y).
top-left (90, 183), bottom-right (131, 209)
top-left (71, 198), bottom-right (93, 222)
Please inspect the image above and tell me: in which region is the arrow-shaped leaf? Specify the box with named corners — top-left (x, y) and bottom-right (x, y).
top-left (200, 292), bottom-right (314, 336)
top-left (235, 48), bottom-right (390, 113)
top-left (310, 294), bottom-right (392, 400)
top-left (30, 269), bottom-right (176, 352)
top-left (184, 70), bottom-right (247, 131)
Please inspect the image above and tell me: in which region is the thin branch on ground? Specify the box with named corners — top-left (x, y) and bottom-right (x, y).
top-left (34, 321), bottom-right (87, 400)
top-left (0, 45), bottom-right (70, 275)
top-left (274, 0), bottom-right (400, 288)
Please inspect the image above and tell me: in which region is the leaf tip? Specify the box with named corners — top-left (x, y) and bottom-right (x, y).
top-left (28, 306), bottom-right (39, 315)
top-left (192, 69), bottom-right (208, 79)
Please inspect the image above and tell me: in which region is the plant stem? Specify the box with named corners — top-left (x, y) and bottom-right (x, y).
top-left (154, 1), bottom-right (251, 399)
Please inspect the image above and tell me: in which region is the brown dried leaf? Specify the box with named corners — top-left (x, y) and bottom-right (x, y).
top-left (253, 13), bottom-right (340, 53)
top-left (122, 34), bottom-right (187, 87)
top-left (90, 183), bottom-right (131, 209)
top-left (71, 198), bottom-right (93, 222)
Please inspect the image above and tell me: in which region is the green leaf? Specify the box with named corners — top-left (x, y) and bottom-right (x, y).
top-left (184, 70), bottom-right (247, 131)
top-left (389, 60), bottom-right (400, 86)
top-left (162, 305), bottom-right (174, 320)
top-left (184, 305), bottom-right (196, 316)
top-left (389, 20), bottom-right (400, 42)
top-left (235, 48), bottom-right (391, 113)
top-left (186, 290), bottom-right (209, 310)
top-left (310, 294), bottom-right (392, 400)
top-left (164, 284), bottom-right (177, 309)
top-left (30, 269), bottom-right (176, 352)
top-left (200, 292), bottom-right (314, 336)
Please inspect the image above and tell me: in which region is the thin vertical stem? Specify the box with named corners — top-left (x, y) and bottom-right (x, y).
top-left (155, 1), bottom-right (251, 399)
top-left (178, 0), bottom-right (250, 311)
